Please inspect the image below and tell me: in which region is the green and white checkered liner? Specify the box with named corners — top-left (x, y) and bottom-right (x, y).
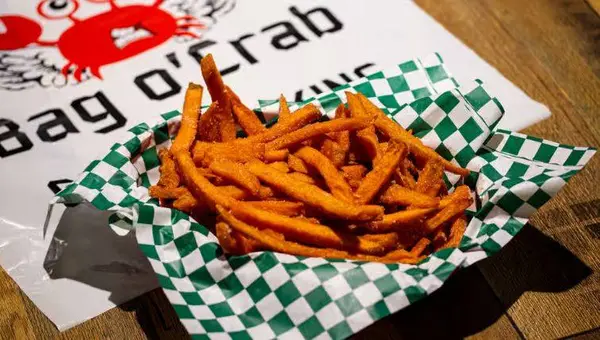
top-left (52, 53), bottom-right (595, 339)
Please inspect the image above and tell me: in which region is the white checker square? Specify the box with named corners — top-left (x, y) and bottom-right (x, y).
top-left (208, 333), bottom-right (230, 340)
top-left (330, 261), bottom-right (356, 274)
top-left (491, 229), bottom-right (513, 247)
top-left (322, 275), bottom-right (352, 300)
top-left (417, 275), bottom-right (443, 292)
top-left (420, 131), bottom-right (442, 150)
top-left (522, 165), bottom-right (544, 180)
top-left (446, 249), bottom-right (467, 266)
top-left (163, 289), bottom-right (186, 305)
top-left (205, 257), bottom-right (233, 282)
top-left (368, 78), bottom-right (393, 96)
top-left (446, 104), bottom-right (471, 127)
top-left (171, 277), bottom-right (196, 292)
top-left (92, 160), bottom-right (118, 181)
top-left (360, 263), bottom-right (390, 281)
top-left (180, 319), bottom-right (205, 334)
top-left (285, 298), bottom-right (313, 325)
top-left (580, 150), bottom-right (596, 165)
top-left (353, 282), bottom-right (382, 307)
top-left (392, 107), bottom-right (418, 128)
top-left (541, 177), bottom-right (566, 196)
top-left (302, 257), bottom-right (328, 268)
top-left (189, 304), bottom-right (215, 320)
top-left (391, 270), bottom-right (417, 289)
top-left (404, 70), bottom-right (428, 90)
top-left (100, 185), bottom-right (127, 203)
top-left (279, 328), bottom-right (303, 340)
top-left (157, 243), bottom-right (182, 263)
top-left (120, 162), bottom-right (139, 181)
top-left (152, 207), bottom-right (173, 226)
top-left (228, 290), bottom-right (254, 314)
top-left (291, 269), bottom-right (321, 295)
top-left (247, 323), bottom-right (276, 340)
top-left (393, 90), bottom-right (416, 106)
top-left (172, 220), bottom-right (191, 239)
top-left (136, 225), bottom-right (155, 245)
top-left (384, 290), bottom-right (410, 313)
top-left (515, 202), bottom-right (537, 218)
top-left (519, 139), bottom-right (540, 159)
top-left (198, 283), bottom-right (226, 304)
top-left (274, 252), bottom-right (300, 264)
top-left (433, 78), bottom-right (458, 93)
top-left (477, 100), bottom-right (503, 128)
top-left (181, 249), bottom-right (205, 275)
top-left (256, 293), bottom-right (284, 321)
top-left (421, 105), bottom-right (447, 127)
top-left (443, 131), bottom-right (469, 153)
top-left (263, 264), bottom-right (291, 291)
top-left (147, 168), bottom-right (161, 186)
top-left (235, 262), bottom-right (261, 287)
top-left (148, 258), bottom-right (169, 276)
top-left (420, 54), bottom-right (441, 68)
top-left (346, 309), bottom-right (373, 332)
top-left (218, 315), bottom-right (245, 332)
top-left (313, 332), bottom-right (331, 340)
top-left (419, 256), bottom-right (443, 272)
top-left (463, 251), bottom-right (488, 266)
top-left (315, 302), bottom-right (344, 329)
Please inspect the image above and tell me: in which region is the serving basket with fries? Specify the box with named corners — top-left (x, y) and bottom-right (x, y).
top-left (52, 53), bottom-right (595, 339)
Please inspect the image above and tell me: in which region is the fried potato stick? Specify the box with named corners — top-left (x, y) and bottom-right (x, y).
top-left (173, 192), bottom-right (201, 213)
top-left (424, 198), bottom-right (472, 234)
top-left (157, 149), bottom-right (180, 188)
top-left (355, 140), bottom-right (407, 204)
top-left (230, 95), bottom-right (267, 136)
top-left (442, 214), bottom-right (467, 249)
top-left (380, 184), bottom-right (440, 208)
top-left (373, 114), bottom-right (469, 176)
top-left (439, 185), bottom-right (471, 208)
top-left (415, 160), bottom-right (444, 197)
top-left (209, 159), bottom-right (261, 195)
top-left (264, 149), bottom-right (289, 162)
top-left (243, 201), bottom-right (304, 216)
top-left (246, 160), bottom-right (383, 221)
top-left (171, 83), bottom-right (203, 153)
top-left (149, 186), bottom-right (188, 200)
top-left (366, 208), bottom-right (436, 233)
top-left (394, 160), bottom-right (417, 189)
top-left (266, 118), bottom-right (371, 151)
top-left (320, 138), bottom-right (346, 168)
top-left (193, 142), bottom-right (266, 166)
top-left (216, 222), bottom-right (241, 254)
top-left (268, 161), bottom-right (290, 173)
top-left (288, 154), bottom-right (311, 174)
top-left (287, 171), bottom-right (318, 185)
top-left (278, 94), bottom-right (291, 122)
top-left (347, 92), bottom-right (380, 162)
top-left (410, 238), bottom-right (431, 257)
top-left (197, 101), bottom-right (222, 142)
top-left (201, 54), bottom-right (236, 141)
top-left (341, 165), bottom-right (368, 190)
top-left (295, 146), bottom-right (354, 203)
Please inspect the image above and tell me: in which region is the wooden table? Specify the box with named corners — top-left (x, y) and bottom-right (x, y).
top-left (2, 0), bottom-right (599, 339)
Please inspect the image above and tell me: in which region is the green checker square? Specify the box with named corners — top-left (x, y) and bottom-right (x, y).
top-left (174, 232), bottom-right (198, 258)
top-left (528, 189), bottom-right (552, 207)
top-left (164, 260), bottom-right (185, 278)
top-left (228, 255), bottom-right (252, 271)
top-left (497, 191), bottom-right (525, 214)
top-left (108, 170), bottom-right (135, 189)
top-left (119, 194), bottom-right (138, 207)
top-left (313, 263), bottom-right (340, 282)
top-left (230, 330), bottom-right (252, 340)
top-left (84, 160), bottom-right (100, 172)
top-left (157, 274), bottom-right (176, 290)
top-left (274, 281), bottom-right (302, 307)
top-left (181, 291), bottom-right (204, 305)
top-left (502, 136), bottom-right (525, 154)
top-left (475, 202), bottom-right (494, 220)
top-left (533, 143), bottom-right (557, 163)
top-left (530, 173), bottom-right (551, 184)
top-left (426, 65), bottom-right (449, 83)
top-left (305, 286), bottom-right (332, 312)
top-left (433, 248), bottom-right (454, 260)
top-left (209, 301), bottom-right (235, 317)
top-left (239, 306), bottom-right (265, 328)
top-left (432, 262), bottom-right (455, 281)
top-left (482, 238), bottom-right (502, 254)
top-left (406, 116), bottom-right (433, 136)
top-left (404, 285), bottom-right (426, 304)
top-left (478, 223), bottom-right (499, 238)
top-left (254, 252), bottom-right (278, 273)
top-left (191, 334), bottom-right (210, 340)
top-left (377, 94), bottom-right (400, 109)
top-left (433, 116), bottom-right (457, 141)
top-left (399, 60), bottom-right (418, 73)
top-left (481, 164), bottom-right (503, 182)
top-left (128, 122), bottom-right (149, 135)
top-left (199, 243), bottom-right (222, 263)
top-left (90, 193), bottom-right (114, 210)
top-left (387, 75), bottom-right (410, 93)
top-left (335, 293), bottom-right (362, 317)
top-left (367, 71), bottom-right (384, 80)
top-left (328, 321), bottom-right (353, 339)
top-left (527, 135), bottom-right (543, 143)
top-left (459, 117), bottom-right (484, 143)
top-left (138, 244), bottom-right (160, 260)
top-left (434, 144), bottom-right (453, 162)
top-left (366, 300), bottom-right (390, 320)
top-left (152, 225), bottom-right (174, 245)
top-left (172, 304), bottom-right (194, 319)
top-left (342, 267), bottom-right (370, 289)
top-left (503, 217), bottom-right (525, 236)
top-left (506, 162), bottom-right (529, 178)
top-left (353, 81), bottom-right (376, 98)
top-left (139, 173), bottom-right (151, 188)
top-left (123, 138), bottom-right (142, 155)
top-left (188, 266), bottom-right (216, 291)
top-left (298, 316), bottom-right (326, 339)
top-left (412, 87), bottom-right (431, 99)
top-left (199, 319), bottom-right (224, 333)
top-left (455, 146), bottom-right (476, 168)
top-left (434, 91), bottom-right (460, 113)
top-left (282, 262), bottom-right (309, 277)
top-left (464, 85), bottom-right (492, 111)
top-left (154, 123), bottom-right (170, 145)
top-left (141, 147), bottom-right (160, 171)
top-left (268, 311), bottom-right (294, 336)
top-left (564, 149), bottom-right (586, 166)
top-left (103, 150), bottom-right (129, 169)
top-left (405, 267), bottom-right (428, 281)
top-left (161, 110), bottom-right (180, 120)
top-left (479, 150), bottom-right (499, 162)
top-left (247, 277), bottom-right (271, 303)
top-left (319, 92), bottom-right (343, 113)
top-left (80, 172), bottom-right (106, 189)
top-left (218, 273), bottom-right (245, 299)
top-left (374, 274), bottom-right (401, 297)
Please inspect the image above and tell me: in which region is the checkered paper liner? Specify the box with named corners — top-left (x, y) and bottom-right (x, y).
top-left (52, 54), bottom-right (595, 339)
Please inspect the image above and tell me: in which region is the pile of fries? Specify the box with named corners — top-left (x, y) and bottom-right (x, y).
top-left (149, 54), bottom-right (473, 264)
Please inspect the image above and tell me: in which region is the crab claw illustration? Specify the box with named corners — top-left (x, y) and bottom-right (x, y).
top-left (0, 15), bottom-right (43, 50)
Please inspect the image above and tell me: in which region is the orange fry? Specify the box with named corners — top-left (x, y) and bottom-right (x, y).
top-left (171, 83), bottom-right (203, 153)
top-left (380, 184), bottom-right (440, 208)
top-left (173, 192), bottom-right (201, 213)
top-left (193, 142), bottom-right (266, 166)
top-left (243, 201), bottom-right (304, 216)
top-left (355, 140), bottom-right (407, 204)
top-left (287, 171), bottom-right (318, 185)
top-left (415, 160), bottom-right (444, 197)
top-left (197, 101), bottom-right (222, 142)
top-left (442, 214), bottom-right (467, 249)
top-left (395, 159), bottom-right (417, 189)
top-left (266, 118), bottom-right (372, 151)
top-left (320, 138), bottom-right (346, 168)
top-left (246, 160), bottom-right (383, 221)
top-left (295, 146), bottom-right (354, 203)
top-left (367, 208), bottom-right (436, 232)
top-left (157, 149), bottom-right (180, 188)
top-left (288, 154), bottom-right (311, 174)
top-left (440, 185), bottom-right (471, 208)
top-left (231, 96), bottom-right (267, 135)
top-left (268, 161), bottom-right (290, 173)
top-left (209, 159), bottom-right (261, 195)
top-left (216, 222), bottom-right (242, 254)
top-left (424, 198), bottom-right (472, 234)
top-left (264, 149), bottom-right (289, 162)
top-left (278, 94), bottom-right (291, 122)
top-left (341, 165), bottom-right (368, 190)
top-left (347, 92), bottom-right (380, 161)
top-left (149, 186), bottom-right (188, 200)
top-left (201, 54), bottom-right (236, 141)
top-left (410, 238), bottom-right (431, 257)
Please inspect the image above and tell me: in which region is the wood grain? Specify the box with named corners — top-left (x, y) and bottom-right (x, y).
top-left (1, 0), bottom-right (599, 339)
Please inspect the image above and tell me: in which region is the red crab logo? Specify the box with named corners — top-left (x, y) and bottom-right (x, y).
top-left (0, 0), bottom-right (235, 88)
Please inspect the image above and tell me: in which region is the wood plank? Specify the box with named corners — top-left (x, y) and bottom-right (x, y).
top-left (0, 269), bottom-right (35, 340)
top-left (586, 0), bottom-right (600, 16)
